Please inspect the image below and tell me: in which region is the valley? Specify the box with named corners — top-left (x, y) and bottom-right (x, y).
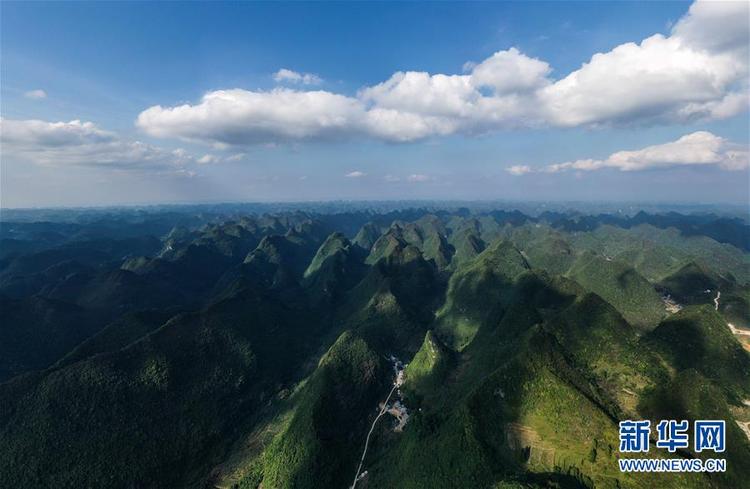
top-left (351, 355), bottom-right (407, 489)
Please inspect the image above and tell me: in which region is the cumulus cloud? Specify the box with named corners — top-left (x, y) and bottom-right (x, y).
top-left (360, 72), bottom-right (476, 119)
top-left (345, 170), bottom-right (366, 178)
top-left (533, 0), bottom-right (749, 127)
top-left (671, 0), bottom-right (749, 53)
top-left (137, 89), bottom-right (364, 144)
top-left (136, 0), bottom-right (748, 146)
top-left (469, 47), bottom-right (551, 93)
top-left (0, 118), bottom-right (195, 172)
top-left (273, 68), bottom-right (323, 85)
top-left (508, 131), bottom-right (749, 175)
top-left (540, 36), bottom-right (747, 125)
top-left (24, 89), bottom-right (47, 99)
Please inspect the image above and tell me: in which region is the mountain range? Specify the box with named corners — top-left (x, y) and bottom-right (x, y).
top-left (1, 204), bottom-right (748, 488)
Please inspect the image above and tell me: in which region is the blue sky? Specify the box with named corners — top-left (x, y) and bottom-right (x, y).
top-left (1, 1), bottom-right (748, 207)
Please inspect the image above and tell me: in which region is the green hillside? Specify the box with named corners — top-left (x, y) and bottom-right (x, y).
top-left (567, 252), bottom-right (665, 330)
top-left (403, 330), bottom-right (454, 401)
top-left (647, 305), bottom-right (750, 401)
top-left (302, 232), bottom-right (367, 304)
top-left (436, 240), bottom-right (530, 350)
top-left (253, 331), bottom-right (389, 489)
top-left (0, 284), bottom-right (326, 488)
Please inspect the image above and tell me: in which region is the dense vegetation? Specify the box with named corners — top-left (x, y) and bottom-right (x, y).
top-left (0, 204), bottom-right (748, 488)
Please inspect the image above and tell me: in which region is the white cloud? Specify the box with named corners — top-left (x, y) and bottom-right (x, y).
top-left (540, 35), bottom-right (745, 126)
top-left (273, 68), bottom-right (323, 85)
top-left (540, 0), bottom-right (748, 127)
top-left (360, 71), bottom-right (476, 118)
top-left (136, 0), bottom-right (748, 146)
top-left (1, 119), bottom-right (114, 148)
top-left (606, 132), bottom-right (749, 171)
top-left (406, 173), bottom-right (432, 182)
top-left (137, 88), bottom-right (365, 144)
top-left (362, 106), bottom-right (460, 142)
top-left (0, 118), bottom-right (195, 171)
top-left (345, 171), bottom-right (366, 178)
top-left (671, 0), bottom-right (749, 54)
top-left (384, 174), bottom-right (401, 182)
top-left (506, 165), bottom-right (532, 176)
top-left (197, 154), bottom-right (220, 164)
top-left (469, 47), bottom-right (551, 93)
top-left (509, 131), bottom-right (749, 175)
top-left (24, 89), bottom-right (47, 99)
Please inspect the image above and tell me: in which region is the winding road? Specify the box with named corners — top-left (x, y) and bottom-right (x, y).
top-left (728, 323), bottom-right (750, 337)
top-left (350, 384), bottom-right (398, 489)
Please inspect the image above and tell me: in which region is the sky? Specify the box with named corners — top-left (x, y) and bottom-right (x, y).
top-left (1, 0), bottom-right (748, 208)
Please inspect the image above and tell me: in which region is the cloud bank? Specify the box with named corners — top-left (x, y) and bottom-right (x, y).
top-left (508, 131), bottom-right (749, 175)
top-left (0, 118), bottom-right (202, 172)
top-left (136, 0), bottom-right (749, 146)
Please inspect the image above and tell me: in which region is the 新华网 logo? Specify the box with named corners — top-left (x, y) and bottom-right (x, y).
top-left (618, 419), bottom-right (726, 473)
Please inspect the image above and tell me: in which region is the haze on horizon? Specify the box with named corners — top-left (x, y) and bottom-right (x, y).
top-left (1, 0), bottom-right (749, 208)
